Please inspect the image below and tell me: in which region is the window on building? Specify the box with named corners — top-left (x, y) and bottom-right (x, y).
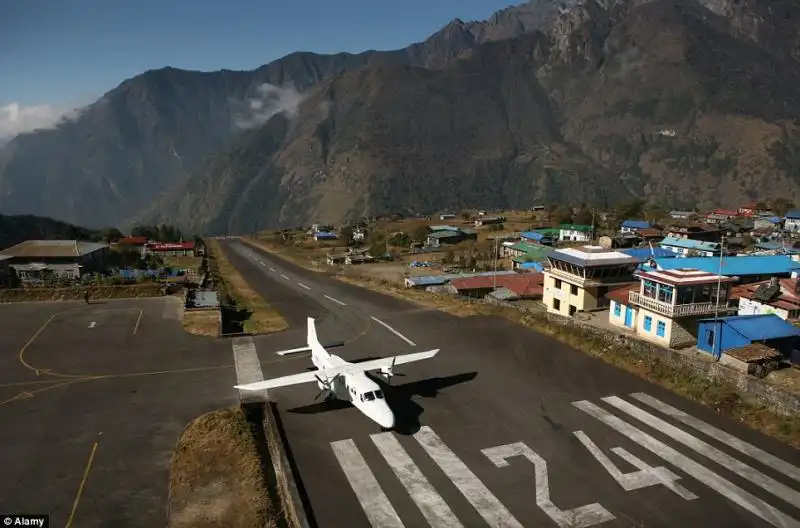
top-left (569, 305), bottom-right (577, 317)
top-left (643, 280), bottom-right (657, 299)
top-left (614, 302), bottom-right (621, 317)
top-left (554, 278), bottom-right (562, 289)
top-left (656, 321), bottom-right (666, 337)
top-left (553, 298), bottom-right (561, 311)
top-left (643, 316), bottom-right (652, 332)
top-left (570, 284), bottom-right (578, 296)
top-left (705, 328), bottom-right (715, 347)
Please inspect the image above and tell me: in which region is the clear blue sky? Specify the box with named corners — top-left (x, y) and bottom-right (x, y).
top-left (0, 0), bottom-right (519, 106)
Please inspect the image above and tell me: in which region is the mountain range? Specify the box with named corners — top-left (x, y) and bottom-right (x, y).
top-left (1, 0), bottom-right (799, 234)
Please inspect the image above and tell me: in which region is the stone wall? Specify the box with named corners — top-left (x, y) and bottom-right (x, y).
top-left (480, 296), bottom-right (800, 416)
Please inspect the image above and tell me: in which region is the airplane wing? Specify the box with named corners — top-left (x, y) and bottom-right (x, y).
top-left (235, 370), bottom-right (323, 391)
top-left (350, 349), bottom-right (439, 372)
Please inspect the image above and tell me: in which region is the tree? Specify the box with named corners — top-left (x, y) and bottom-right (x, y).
top-left (573, 207), bottom-right (593, 226)
top-left (339, 225), bottom-right (354, 245)
top-left (412, 225), bottom-right (431, 243)
top-left (368, 240), bottom-right (387, 258)
top-left (442, 249), bottom-right (455, 264)
top-left (100, 227), bottom-right (123, 243)
top-left (550, 205), bottom-right (574, 225)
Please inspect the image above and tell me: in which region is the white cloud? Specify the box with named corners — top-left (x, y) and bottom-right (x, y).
top-left (0, 100), bottom-right (95, 145)
top-left (233, 83), bottom-right (304, 130)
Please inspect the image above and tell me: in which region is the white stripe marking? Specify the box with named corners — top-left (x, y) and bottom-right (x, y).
top-left (414, 426), bottom-right (523, 528)
top-left (298, 283), bottom-right (312, 290)
top-left (269, 267), bottom-right (276, 272)
top-left (603, 395), bottom-right (800, 508)
top-left (324, 294), bottom-right (347, 306)
top-left (630, 392), bottom-right (800, 484)
top-left (371, 432), bottom-right (464, 528)
top-left (573, 430), bottom-right (697, 500)
top-left (573, 400), bottom-right (800, 528)
top-left (280, 274), bottom-right (290, 280)
top-left (88, 322), bottom-right (96, 328)
top-left (232, 337), bottom-right (267, 403)
top-left (260, 261), bottom-right (266, 266)
top-left (371, 317), bottom-right (416, 347)
top-left (331, 439), bottom-right (404, 528)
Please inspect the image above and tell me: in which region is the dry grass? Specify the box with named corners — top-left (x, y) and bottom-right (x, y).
top-left (168, 407), bottom-right (278, 528)
top-left (165, 255), bottom-right (204, 273)
top-left (206, 238), bottom-right (288, 335)
top-left (242, 236), bottom-right (334, 273)
top-left (182, 310), bottom-right (220, 337)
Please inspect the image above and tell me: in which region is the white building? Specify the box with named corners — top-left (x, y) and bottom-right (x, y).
top-left (784, 210), bottom-right (800, 232)
top-left (558, 224), bottom-right (593, 242)
top-left (608, 268), bottom-right (736, 348)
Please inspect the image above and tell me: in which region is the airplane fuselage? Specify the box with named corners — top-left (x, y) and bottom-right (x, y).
top-left (314, 352), bottom-right (395, 429)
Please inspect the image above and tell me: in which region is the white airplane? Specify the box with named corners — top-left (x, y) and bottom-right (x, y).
top-left (235, 317), bottom-right (439, 430)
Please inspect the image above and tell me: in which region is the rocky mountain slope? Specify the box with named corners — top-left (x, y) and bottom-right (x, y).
top-left (2, 0), bottom-right (799, 232)
top-left (140, 0), bottom-right (800, 233)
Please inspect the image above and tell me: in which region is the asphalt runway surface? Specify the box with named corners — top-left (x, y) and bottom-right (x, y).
top-left (0, 297), bottom-right (237, 528)
top-left (225, 238), bottom-right (800, 528)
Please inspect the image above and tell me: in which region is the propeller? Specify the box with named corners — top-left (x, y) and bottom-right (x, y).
top-left (314, 374), bottom-right (332, 401)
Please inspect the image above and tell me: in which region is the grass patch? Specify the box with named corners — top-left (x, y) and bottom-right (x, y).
top-left (165, 255), bottom-right (204, 273)
top-left (242, 236), bottom-right (331, 273)
top-left (182, 310), bottom-right (220, 337)
top-left (168, 406), bottom-right (278, 528)
top-left (205, 238), bottom-right (288, 335)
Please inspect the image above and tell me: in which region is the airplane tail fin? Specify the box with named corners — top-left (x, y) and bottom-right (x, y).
top-left (273, 317), bottom-right (329, 357)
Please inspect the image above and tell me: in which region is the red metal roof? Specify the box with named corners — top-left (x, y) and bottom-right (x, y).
top-left (451, 273), bottom-right (544, 297)
top-left (733, 278), bottom-right (800, 314)
top-left (117, 236), bottom-right (148, 245)
top-left (712, 209), bottom-right (740, 216)
top-left (147, 242), bottom-right (195, 251)
top-left (605, 283), bottom-right (638, 304)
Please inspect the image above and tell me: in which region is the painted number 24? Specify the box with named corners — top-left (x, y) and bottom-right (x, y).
top-left (481, 432), bottom-right (696, 528)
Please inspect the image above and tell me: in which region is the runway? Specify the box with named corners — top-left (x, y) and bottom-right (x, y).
top-left (225, 239), bottom-right (800, 528)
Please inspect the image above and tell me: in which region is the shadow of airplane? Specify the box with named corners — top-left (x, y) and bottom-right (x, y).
top-left (286, 370), bottom-right (478, 435)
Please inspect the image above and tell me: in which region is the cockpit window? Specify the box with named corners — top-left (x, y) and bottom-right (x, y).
top-left (363, 392), bottom-right (376, 401)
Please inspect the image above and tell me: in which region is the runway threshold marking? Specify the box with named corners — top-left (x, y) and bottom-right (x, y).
top-left (371, 432), bottom-right (464, 527)
top-left (270, 268), bottom-right (276, 272)
top-left (370, 317), bottom-right (416, 347)
top-left (324, 294), bottom-right (347, 306)
top-left (65, 441), bottom-right (99, 528)
top-left (88, 322), bottom-right (96, 328)
top-left (573, 399), bottom-right (800, 528)
top-left (281, 274), bottom-right (290, 281)
top-left (603, 396), bottom-right (800, 507)
top-left (331, 439), bottom-right (405, 528)
top-left (630, 392), bottom-right (800, 483)
top-left (298, 282), bottom-right (312, 290)
top-left (232, 337), bottom-right (267, 403)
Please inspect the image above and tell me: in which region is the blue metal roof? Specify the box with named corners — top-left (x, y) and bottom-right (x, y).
top-left (519, 261), bottom-right (544, 271)
top-left (620, 247), bottom-right (676, 262)
top-left (660, 236), bottom-right (720, 252)
top-left (699, 314), bottom-right (800, 341)
top-left (622, 220), bottom-right (650, 229)
top-left (315, 231), bottom-right (337, 238)
top-left (765, 216), bottom-right (782, 224)
top-left (649, 255), bottom-right (800, 276)
top-left (784, 210), bottom-right (800, 220)
top-left (521, 231), bottom-right (547, 241)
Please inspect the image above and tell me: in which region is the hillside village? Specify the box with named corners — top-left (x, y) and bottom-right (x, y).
top-left (253, 200), bottom-right (800, 387)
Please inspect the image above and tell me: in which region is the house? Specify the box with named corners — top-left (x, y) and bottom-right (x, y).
top-left (558, 224), bottom-right (593, 242)
top-left (543, 245), bottom-right (638, 317)
top-left (326, 253), bottom-right (347, 265)
top-left (665, 222), bottom-right (721, 242)
top-left (669, 210), bottom-right (696, 220)
top-left (521, 230), bottom-right (556, 246)
top-left (439, 213), bottom-right (456, 220)
top-left (608, 268), bottom-right (736, 348)
top-left (660, 236), bottom-right (722, 257)
top-left (502, 242), bottom-right (547, 259)
top-left (696, 314), bottom-right (800, 364)
top-left (620, 220), bottom-right (650, 234)
top-left (503, 244), bottom-right (554, 270)
top-left (716, 343), bottom-right (783, 377)
top-left (784, 210), bottom-right (800, 232)
top-left (313, 231), bottom-right (338, 241)
top-left (403, 270), bottom-right (517, 289)
top-left (753, 216), bottom-right (783, 230)
top-left (637, 228), bottom-right (664, 241)
top-left (598, 233), bottom-right (639, 249)
top-left (345, 254), bottom-right (374, 265)
top-left (0, 240), bottom-right (109, 282)
top-left (732, 277), bottom-right (800, 321)
top-left (642, 255), bottom-right (800, 284)
top-left (426, 231), bottom-right (466, 247)
top-left (738, 203), bottom-right (760, 217)
top-left (705, 209), bottom-right (740, 224)
top-left (144, 242), bottom-right (196, 257)
top-left (428, 225), bottom-right (460, 233)
top-left (474, 216), bottom-right (504, 227)
top-left (115, 236), bottom-right (148, 249)
top-left (450, 273), bottom-right (544, 300)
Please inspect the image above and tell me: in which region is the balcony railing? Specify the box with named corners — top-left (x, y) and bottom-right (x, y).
top-left (628, 291), bottom-right (736, 318)
top-left (546, 266), bottom-right (634, 287)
